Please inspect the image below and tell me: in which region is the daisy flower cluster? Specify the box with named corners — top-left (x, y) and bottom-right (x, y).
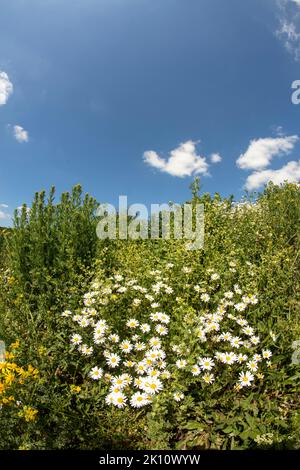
top-left (172, 280), bottom-right (272, 390)
top-left (62, 266), bottom-right (272, 408)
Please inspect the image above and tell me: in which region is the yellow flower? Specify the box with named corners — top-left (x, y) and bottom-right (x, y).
top-left (5, 352), bottom-right (15, 360)
top-left (70, 385), bottom-right (81, 394)
top-left (19, 406), bottom-right (38, 422)
top-left (10, 340), bottom-right (20, 350)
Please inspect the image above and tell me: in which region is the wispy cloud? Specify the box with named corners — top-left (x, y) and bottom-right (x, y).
top-left (0, 204), bottom-right (11, 221)
top-left (0, 71), bottom-right (13, 106)
top-left (236, 135), bottom-right (298, 170)
top-left (143, 140), bottom-right (210, 178)
top-left (276, 0), bottom-right (300, 61)
top-left (244, 160), bottom-right (300, 190)
top-left (13, 125), bottom-right (29, 143)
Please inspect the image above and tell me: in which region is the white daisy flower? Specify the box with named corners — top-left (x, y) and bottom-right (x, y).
top-left (149, 337), bottom-right (162, 349)
top-left (71, 334), bottom-right (82, 345)
top-left (200, 293), bottom-right (210, 302)
top-left (262, 349), bottom-right (272, 359)
top-left (191, 364), bottom-right (201, 376)
top-left (199, 357), bottom-right (215, 371)
top-left (109, 334), bottom-right (120, 343)
top-left (250, 336), bottom-right (260, 345)
top-left (239, 371), bottom-right (254, 387)
top-left (173, 391), bottom-right (184, 402)
top-left (176, 359), bottom-right (187, 369)
top-left (120, 340), bottom-right (133, 354)
top-left (140, 323), bottom-right (151, 333)
top-left (62, 310), bottom-right (72, 317)
top-left (247, 360), bottom-right (258, 372)
top-left (130, 392), bottom-right (150, 408)
top-left (126, 318), bottom-right (139, 328)
top-left (106, 353), bottom-right (121, 368)
top-left (135, 342), bottom-right (146, 351)
top-left (202, 373), bottom-right (215, 384)
top-left (155, 324), bottom-right (168, 336)
top-left (230, 336), bottom-right (243, 348)
top-left (141, 377), bottom-right (163, 395)
top-left (89, 366), bottom-right (103, 380)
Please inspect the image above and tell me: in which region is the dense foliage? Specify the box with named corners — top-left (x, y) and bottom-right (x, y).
top-left (0, 182), bottom-right (299, 449)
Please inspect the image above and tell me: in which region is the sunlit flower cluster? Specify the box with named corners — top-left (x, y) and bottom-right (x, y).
top-left (63, 266), bottom-right (272, 408)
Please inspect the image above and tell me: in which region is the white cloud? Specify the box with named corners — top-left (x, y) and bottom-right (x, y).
top-left (276, 1), bottom-right (300, 61)
top-left (236, 135), bottom-right (298, 170)
top-left (210, 153), bottom-right (222, 163)
top-left (0, 204), bottom-right (8, 209)
top-left (244, 160), bottom-right (300, 190)
top-left (143, 140), bottom-right (209, 177)
top-left (0, 71), bottom-right (13, 106)
top-left (13, 125), bottom-right (29, 143)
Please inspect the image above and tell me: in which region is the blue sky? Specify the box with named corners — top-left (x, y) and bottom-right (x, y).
top-left (1, 0), bottom-right (300, 225)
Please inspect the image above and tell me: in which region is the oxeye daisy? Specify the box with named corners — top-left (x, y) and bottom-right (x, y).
top-left (147, 368), bottom-right (160, 378)
top-left (124, 360), bottom-right (135, 368)
top-left (126, 318), bottom-right (139, 328)
top-left (234, 302), bottom-right (247, 312)
top-left (200, 293), bottom-right (210, 302)
top-left (211, 273), bottom-right (220, 281)
top-left (199, 357), bottom-right (215, 371)
top-left (135, 342), bottom-right (146, 351)
top-left (112, 375), bottom-right (127, 388)
top-left (89, 366), bottom-right (103, 380)
top-left (140, 323), bottom-right (151, 333)
top-left (219, 332), bottom-right (232, 342)
top-left (176, 359), bottom-right (187, 369)
top-left (224, 291), bottom-right (234, 299)
top-left (243, 326), bottom-right (254, 336)
top-left (71, 334), bottom-right (82, 345)
top-left (250, 336), bottom-right (260, 345)
top-left (239, 371), bottom-right (254, 387)
top-left (79, 317), bottom-right (90, 328)
top-left (253, 354), bottom-right (262, 362)
top-left (247, 360), bottom-right (258, 372)
top-left (130, 392), bottom-right (150, 408)
top-left (161, 370), bottom-right (171, 379)
top-left (120, 340), bottom-right (133, 354)
top-left (151, 302), bottom-right (160, 309)
top-left (160, 313), bottom-right (170, 324)
top-left (105, 393), bottom-right (115, 405)
top-left (106, 353), bottom-right (121, 368)
top-left (220, 352), bottom-right (237, 365)
top-left (109, 334), bottom-right (120, 343)
top-left (149, 337), bottom-right (161, 349)
top-left (146, 349), bottom-right (160, 362)
top-left (262, 349), bottom-right (272, 359)
top-left (141, 377), bottom-right (163, 395)
top-left (202, 373), bottom-right (215, 384)
top-left (136, 362), bottom-right (147, 375)
top-left (230, 336), bottom-right (243, 348)
top-left (80, 344), bottom-right (93, 356)
top-left (62, 310), bottom-right (72, 317)
top-left (112, 392), bottom-right (127, 408)
top-left (237, 354), bottom-right (248, 363)
top-left (155, 324), bottom-right (168, 336)
top-left (150, 312), bottom-right (161, 322)
top-left (173, 391), bottom-right (184, 402)
top-left (191, 364), bottom-right (201, 376)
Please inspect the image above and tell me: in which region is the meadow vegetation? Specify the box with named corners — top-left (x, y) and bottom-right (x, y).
top-left (0, 181), bottom-right (299, 449)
